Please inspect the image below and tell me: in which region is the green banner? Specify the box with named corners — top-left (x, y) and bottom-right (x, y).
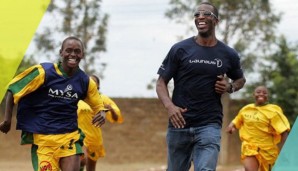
top-left (273, 117), bottom-right (298, 170)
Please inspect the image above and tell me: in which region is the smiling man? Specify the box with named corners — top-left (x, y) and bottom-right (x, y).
top-left (156, 2), bottom-right (246, 171)
top-left (0, 36), bottom-right (107, 171)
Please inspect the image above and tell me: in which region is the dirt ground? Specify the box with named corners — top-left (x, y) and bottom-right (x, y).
top-left (0, 161), bottom-right (243, 171)
top-left (0, 98), bottom-right (243, 171)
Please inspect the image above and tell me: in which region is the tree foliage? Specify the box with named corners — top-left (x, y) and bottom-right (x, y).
top-left (32, 0), bottom-right (109, 78)
top-left (248, 36), bottom-right (298, 124)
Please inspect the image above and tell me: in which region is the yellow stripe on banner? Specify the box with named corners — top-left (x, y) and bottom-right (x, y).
top-left (0, 0), bottom-right (50, 102)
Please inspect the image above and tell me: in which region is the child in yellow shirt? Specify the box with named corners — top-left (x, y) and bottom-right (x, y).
top-left (226, 85), bottom-right (290, 171)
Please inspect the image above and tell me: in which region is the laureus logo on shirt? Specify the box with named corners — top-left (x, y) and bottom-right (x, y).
top-left (189, 58), bottom-right (222, 68)
top-left (40, 161), bottom-right (52, 171)
top-left (48, 84), bottom-right (79, 99)
top-left (159, 64), bottom-right (165, 70)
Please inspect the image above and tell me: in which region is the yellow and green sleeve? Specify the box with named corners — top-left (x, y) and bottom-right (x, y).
top-left (83, 78), bottom-right (106, 114)
top-left (102, 94), bottom-right (123, 123)
top-left (8, 64), bottom-right (45, 104)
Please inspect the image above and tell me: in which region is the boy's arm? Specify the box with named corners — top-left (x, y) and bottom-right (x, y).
top-left (0, 91), bottom-right (14, 133)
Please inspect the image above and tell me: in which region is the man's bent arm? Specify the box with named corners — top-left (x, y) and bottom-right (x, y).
top-left (156, 76), bottom-right (174, 109)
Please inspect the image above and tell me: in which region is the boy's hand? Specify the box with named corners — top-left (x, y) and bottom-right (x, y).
top-left (0, 121), bottom-right (11, 134)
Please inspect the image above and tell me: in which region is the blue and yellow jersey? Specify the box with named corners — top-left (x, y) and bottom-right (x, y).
top-left (8, 62), bottom-right (105, 134)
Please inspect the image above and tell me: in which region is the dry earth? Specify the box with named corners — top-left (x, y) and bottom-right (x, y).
top-left (0, 98), bottom-right (243, 171)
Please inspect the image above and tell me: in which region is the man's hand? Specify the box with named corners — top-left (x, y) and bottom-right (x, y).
top-left (0, 121), bottom-right (11, 134)
top-left (92, 111), bottom-right (106, 127)
top-left (167, 104), bottom-right (187, 129)
top-left (215, 75), bottom-right (229, 94)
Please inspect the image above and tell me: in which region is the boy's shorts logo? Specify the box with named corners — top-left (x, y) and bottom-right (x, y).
top-left (40, 161), bottom-right (52, 171)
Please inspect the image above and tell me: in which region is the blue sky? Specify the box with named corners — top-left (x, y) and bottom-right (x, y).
top-left (100, 0), bottom-right (187, 97)
top-left (27, 0), bottom-right (182, 98)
